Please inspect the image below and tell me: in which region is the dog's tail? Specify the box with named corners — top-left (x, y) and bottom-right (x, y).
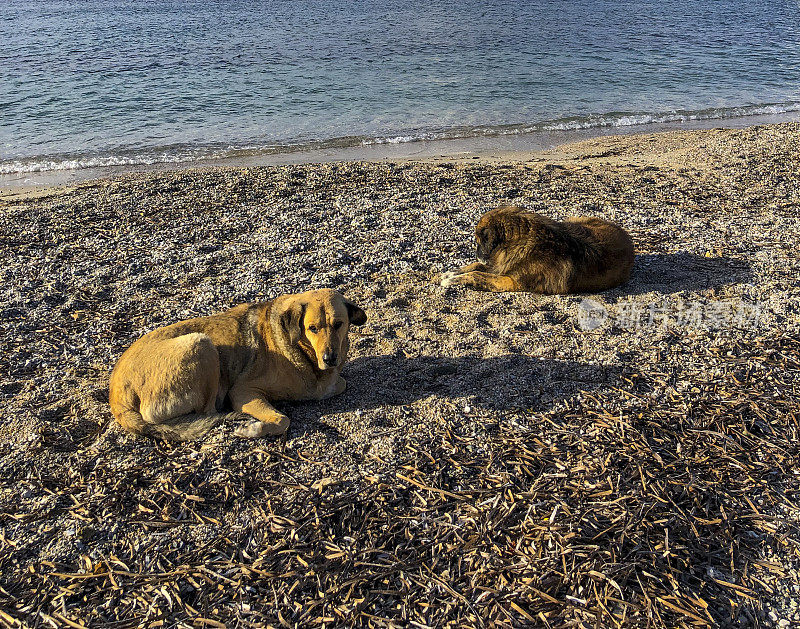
top-left (114, 408), bottom-right (240, 442)
top-left (141, 413), bottom-right (238, 441)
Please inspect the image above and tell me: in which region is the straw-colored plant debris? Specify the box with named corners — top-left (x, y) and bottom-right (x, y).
top-left (1, 123), bottom-right (799, 627)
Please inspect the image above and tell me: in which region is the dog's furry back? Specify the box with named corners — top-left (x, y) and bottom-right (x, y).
top-left (477, 206), bottom-right (634, 293)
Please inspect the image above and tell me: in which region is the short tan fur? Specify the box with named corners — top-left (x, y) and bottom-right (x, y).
top-left (109, 289), bottom-right (366, 441)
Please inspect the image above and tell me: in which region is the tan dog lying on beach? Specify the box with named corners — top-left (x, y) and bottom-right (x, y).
top-left (109, 289), bottom-right (367, 441)
top-left (441, 205), bottom-right (634, 293)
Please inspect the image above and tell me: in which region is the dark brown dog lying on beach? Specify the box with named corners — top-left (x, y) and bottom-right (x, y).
top-left (441, 205), bottom-right (634, 293)
top-left (109, 289), bottom-right (366, 441)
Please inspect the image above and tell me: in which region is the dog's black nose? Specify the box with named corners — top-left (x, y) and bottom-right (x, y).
top-left (322, 350), bottom-right (338, 367)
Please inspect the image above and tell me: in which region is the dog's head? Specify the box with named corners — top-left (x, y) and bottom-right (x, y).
top-left (277, 289), bottom-right (367, 371)
top-left (475, 205), bottom-right (549, 264)
top-left (474, 206), bottom-right (522, 263)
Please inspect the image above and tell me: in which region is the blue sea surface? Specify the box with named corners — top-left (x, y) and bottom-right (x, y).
top-left (2, 0), bottom-right (800, 172)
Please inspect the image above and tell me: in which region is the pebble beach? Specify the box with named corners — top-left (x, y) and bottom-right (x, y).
top-left (1, 123), bottom-right (799, 627)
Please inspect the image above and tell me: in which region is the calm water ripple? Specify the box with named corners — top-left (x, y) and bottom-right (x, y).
top-left (2, 0), bottom-right (800, 172)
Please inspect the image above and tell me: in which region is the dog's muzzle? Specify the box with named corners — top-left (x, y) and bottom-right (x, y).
top-left (322, 350), bottom-right (338, 368)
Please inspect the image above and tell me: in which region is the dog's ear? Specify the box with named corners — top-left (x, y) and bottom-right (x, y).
top-left (345, 300), bottom-right (367, 326)
top-left (280, 300), bottom-right (306, 344)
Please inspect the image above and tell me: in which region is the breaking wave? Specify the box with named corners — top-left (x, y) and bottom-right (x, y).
top-left (3, 101), bottom-right (799, 175)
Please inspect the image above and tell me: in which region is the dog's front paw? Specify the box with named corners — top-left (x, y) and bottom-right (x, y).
top-left (441, 272), bottom-right (470, 288)
top-left (319, 376), bottom-right (346, 400)
top-left (440, 271), bottom-right (462, 287)
top-left (334, 376), bottom-right (346, 396)
top-left (234, 416), bottom-right (289, 439)
top-left (235, 419), bottom-right (268, 439)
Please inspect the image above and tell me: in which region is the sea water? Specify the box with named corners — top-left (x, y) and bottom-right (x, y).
top-left (2, 0), bottom-right (800, 174)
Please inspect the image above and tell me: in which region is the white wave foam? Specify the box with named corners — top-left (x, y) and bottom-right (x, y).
top-left (3, 101), bottom-right (800, 174)
top-left (0, 150), bottom-right (226, 175)
top-left (362, 102), bottom-right (800, 145)
top-left (539, 102), bottom-right (800, 131)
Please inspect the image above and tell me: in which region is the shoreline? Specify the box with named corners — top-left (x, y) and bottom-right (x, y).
top-left (2, 109), bottom-right (799, 199)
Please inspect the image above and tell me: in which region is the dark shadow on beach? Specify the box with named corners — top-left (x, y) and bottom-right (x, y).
top-left (285, 354), bottom-right (621, 431)
top-left (607, 252), bottom-right (753, 299)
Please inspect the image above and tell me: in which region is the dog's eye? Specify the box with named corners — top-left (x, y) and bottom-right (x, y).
top-left (334, 321), bottom-right (343, 330)
top-left (308, 325), bottom-right (318, 333)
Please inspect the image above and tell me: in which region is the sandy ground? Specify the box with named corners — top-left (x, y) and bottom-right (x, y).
top-left (1, 123), bottom-right (799, 627)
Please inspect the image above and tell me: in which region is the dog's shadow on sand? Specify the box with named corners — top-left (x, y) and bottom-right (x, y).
top-left (283, 253), bottom-right (752, 434)
top-left (285, 354), bottom-right (621, 432)
top-left (613, 252), bottom-right (753, 298)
